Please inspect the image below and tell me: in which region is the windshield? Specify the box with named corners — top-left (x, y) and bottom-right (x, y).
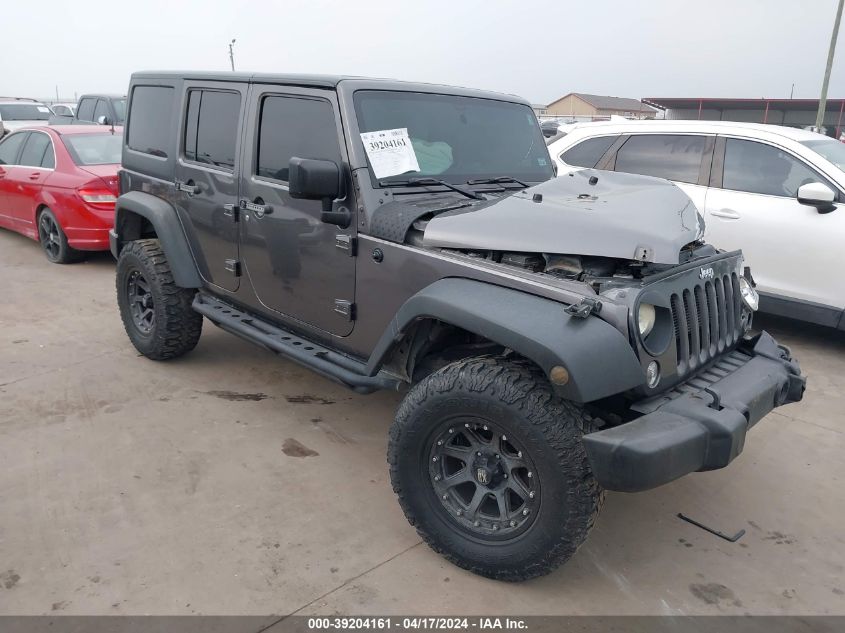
top-left (0, 103), bottom-right (51, 121)
top-left (354, 91), bottom-right (553, 185)
top-left (801, 138), bottom-right (845, 171)
top-left (64, 134), bottom-right (122, 165)
top-left (112, 98), bottom-right (126, 123)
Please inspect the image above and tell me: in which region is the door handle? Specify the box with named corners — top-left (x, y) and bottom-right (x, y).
top-left (711, 209), bottom-right (741, 219)
top-left (28, 172), bottom-right (41, 180)
top-left (175, 180), bottom-right (200, 195)
top-left (241, 199), bottom-right (273, 218)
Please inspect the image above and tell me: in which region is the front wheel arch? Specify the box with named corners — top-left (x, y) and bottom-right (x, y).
top-left (367, 278), bottom-right (645, 403)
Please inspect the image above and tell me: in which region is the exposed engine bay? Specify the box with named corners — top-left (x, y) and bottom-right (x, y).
top-left (405, 216), bottom-right (716, 292)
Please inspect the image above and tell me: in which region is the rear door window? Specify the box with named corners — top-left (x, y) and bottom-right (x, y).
top-left (560, 135), bottom-right (619, 168)
top-left (183, 89), bottom-right (241, 170)
top-left (256, 96), bottom-right (341, 182)
top-left (722, 138), bottom-right (825, 198)
top-left (19, 132), bottom-right (53, 168)
top-left (0, 132), bottom-right (28, 165)
top-left (77, 98), bottom-right (95, 121)
top-left (614, 134), bottom-right (707, 184)
top-left (127, 86), bottom-right (174, 158)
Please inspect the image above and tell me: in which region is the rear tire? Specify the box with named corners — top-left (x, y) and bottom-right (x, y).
top-left (38, 208), bottom-right (83, 264)
top-left (116, 239), bottom-right (203, 360)
top-left (388, 356), bottom-right (604, 581)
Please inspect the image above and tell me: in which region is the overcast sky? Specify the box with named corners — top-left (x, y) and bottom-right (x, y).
top-left (2, 0), bottom-right (843, 104)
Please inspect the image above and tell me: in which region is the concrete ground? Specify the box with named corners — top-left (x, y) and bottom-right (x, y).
top-left (1, 228), bottom-right (843, 617)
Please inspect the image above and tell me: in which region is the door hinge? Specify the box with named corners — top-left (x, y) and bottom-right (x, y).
top-left (334, 299), bottom-right (356, 321)
top-left (335, 234), bottom-right (357, 256)
top-left (223, 203), bottom-right (239, 222)
top-left (224, 259), bottom-right (241, 277)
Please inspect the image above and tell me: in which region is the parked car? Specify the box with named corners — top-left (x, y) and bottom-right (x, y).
top-left (50, 94), bottom-right (126, 126)
top-left (51, 102), bottom-right (77, 117)
top-left (0, 125), bottom-right (121, 262)
top-left (74, 94), bottom-right (126, 125)
top-left (110, 71), bottom-right (803, 581)
top-left (540, 117), bottom-right (577, 138)
top-left (548, 120), bottom-right (845, 329)
top-left (0, 98), bottom-right (53, 136)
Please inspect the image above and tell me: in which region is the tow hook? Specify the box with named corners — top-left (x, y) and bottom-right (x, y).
top-left (565, 297), bottom-right (602, 319)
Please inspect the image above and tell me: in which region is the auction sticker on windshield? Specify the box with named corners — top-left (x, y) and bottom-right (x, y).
top-left (361, 128), bottom-right (420, 179)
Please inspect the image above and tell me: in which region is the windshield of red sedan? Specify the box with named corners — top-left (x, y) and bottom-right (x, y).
top-left (0, 103), bottom-right (51, 121)
top-left (64, 134), bottom-right (122, 165)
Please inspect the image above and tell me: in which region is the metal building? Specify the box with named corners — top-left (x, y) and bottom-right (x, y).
top-left (643, 97), bottom-right (845, 138)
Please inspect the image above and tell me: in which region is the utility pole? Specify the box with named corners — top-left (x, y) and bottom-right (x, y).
top-left (228, 39), bottom-right (236, 72)
top-left (790, 83), bottom-right (795, 99)
top-left (816, 0), bottom-right (844, 130)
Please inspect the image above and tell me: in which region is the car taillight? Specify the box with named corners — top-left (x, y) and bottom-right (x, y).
top-left (78, 186), bottom-right (117, 209)
top-left (76, 178), bottom-right (117, 210)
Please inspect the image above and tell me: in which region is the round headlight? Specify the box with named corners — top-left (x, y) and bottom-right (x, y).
top-left (739, 277), bottom-right (759, 312)
top-left (638, 303), bottom-right (656, 338)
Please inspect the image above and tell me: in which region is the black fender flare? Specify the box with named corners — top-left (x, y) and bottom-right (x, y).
top-left (366, 278), bottom-right (645, 403)
top-left (112, 191), bottom-right (202, 288)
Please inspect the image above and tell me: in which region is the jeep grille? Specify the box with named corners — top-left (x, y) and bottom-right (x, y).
top-left (670, 272), bottom-right (743, 377)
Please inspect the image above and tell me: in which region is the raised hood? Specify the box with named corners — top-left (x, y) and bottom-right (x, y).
top-left (422, 170), bottom-right (704, 264)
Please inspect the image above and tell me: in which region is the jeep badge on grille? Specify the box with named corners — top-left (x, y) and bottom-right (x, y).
top-left (699, 267), bottom-right (715, 280)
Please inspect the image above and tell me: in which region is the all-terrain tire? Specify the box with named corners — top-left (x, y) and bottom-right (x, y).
top-left (116, 239), bottom-right (202, 360)
top-left (388, 356), bottom-right (604, 581)
top-left (38, 208), bottom-right (84, 264)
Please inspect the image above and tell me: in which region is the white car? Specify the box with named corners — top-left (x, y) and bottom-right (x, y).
top-left (50, 102), bottom-right (77, 117)
top-left (0, 98), bottom-right (53, 136)
top-left (547, 120), bottom-right (845, 328)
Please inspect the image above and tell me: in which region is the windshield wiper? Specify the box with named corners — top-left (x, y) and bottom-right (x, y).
top-left (466, 176), bottom-right (530, 188)
top-left (380, 177), bottom-right (484, 200)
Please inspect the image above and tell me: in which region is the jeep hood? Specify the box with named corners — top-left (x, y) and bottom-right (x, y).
top-left (422, 169), bottom-right (704, 264)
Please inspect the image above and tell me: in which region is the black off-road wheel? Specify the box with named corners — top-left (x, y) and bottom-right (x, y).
top-left (388, 356), bottom-right (604, 581)
top-left (116, 239), bottom-right (203, 360)
top-left (38, 208), bottom-right (83, 264)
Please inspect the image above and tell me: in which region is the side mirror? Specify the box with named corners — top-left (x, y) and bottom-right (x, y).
top-left (797, 182), bottom-right (836, 213)
top-left (97, 115), bottom-right (112, 125)
top-left (288, 157), bottom-right (350, 228)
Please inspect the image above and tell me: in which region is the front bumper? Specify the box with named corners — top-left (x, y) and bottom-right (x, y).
top-left (583, 331), bottom-right (805, 492)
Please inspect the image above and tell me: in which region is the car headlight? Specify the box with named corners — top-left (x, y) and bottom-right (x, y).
top-left (739, 277), bottom-right (759, 311)
top-left (638, 303), bottom-right (656, 337)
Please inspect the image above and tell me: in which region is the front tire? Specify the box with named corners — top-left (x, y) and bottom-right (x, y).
top-left (116, 239), bottom-right (203, 360)
top-left (388, 356), bottom-right (604, 581)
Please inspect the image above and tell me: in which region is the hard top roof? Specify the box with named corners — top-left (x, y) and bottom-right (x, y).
top-left (129, 71), bottom-right (529, 104)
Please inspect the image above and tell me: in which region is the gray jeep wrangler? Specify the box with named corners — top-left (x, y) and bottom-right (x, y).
top-left (111, 71), bottom-right (805, 581)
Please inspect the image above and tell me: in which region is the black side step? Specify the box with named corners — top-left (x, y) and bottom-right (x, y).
top-left (192, 294), bottom-right (402, 394)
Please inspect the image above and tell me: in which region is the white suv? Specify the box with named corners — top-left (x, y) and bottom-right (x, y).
top-left (548, 120), bottom-right (845, 329)
top-left (0, 98), bottom-right (53, 136)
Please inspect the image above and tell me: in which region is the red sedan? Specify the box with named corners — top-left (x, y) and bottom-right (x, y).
top-left (0, 125), bottom-right (121, 263)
